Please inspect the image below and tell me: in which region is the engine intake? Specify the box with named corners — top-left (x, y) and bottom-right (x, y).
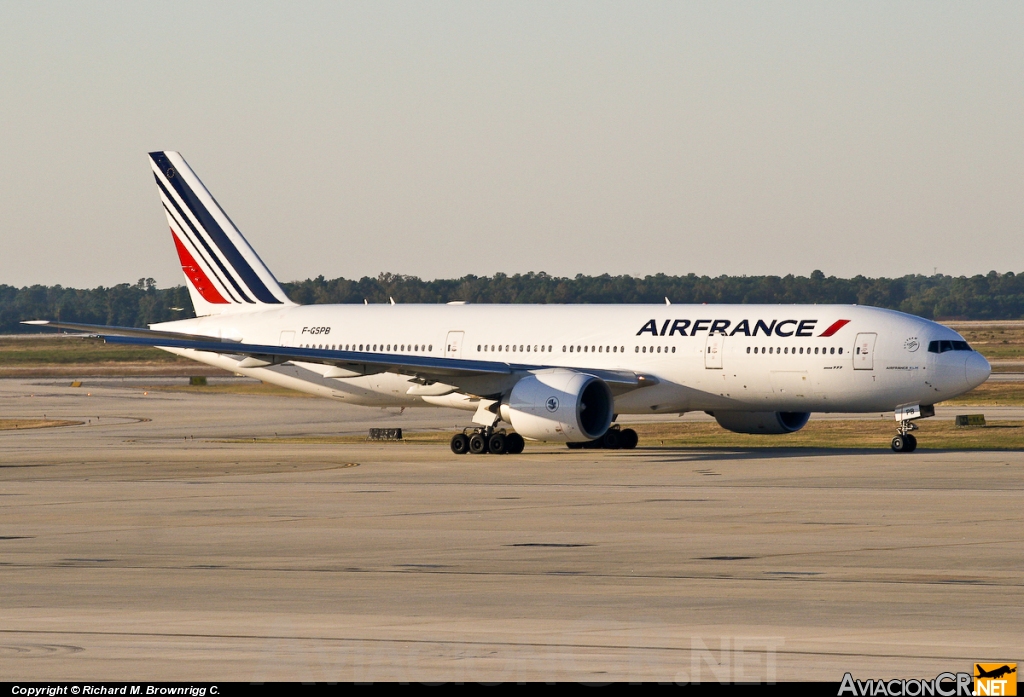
top-left (500, 370), bottom-right (614, 443)
top-left (712, 411), bottom-right (810, 435)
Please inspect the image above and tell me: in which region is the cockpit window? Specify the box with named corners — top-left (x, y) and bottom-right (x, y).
top-left (927, 340), bottom-right (973, 354)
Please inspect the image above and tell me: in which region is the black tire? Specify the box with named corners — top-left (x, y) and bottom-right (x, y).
top-left (891, 435), bottom-right (905, 452)
top-left (567, 442), bottom-right (584, 449)
top-left (450, 433), bottom-right (470, 455)
top-left (601, 429), bottom-right (621, 450)
top-left (469, 433), bottom-right (488, 454)
top-left (620, 428), bottom-right (639, 449)
top-left (582, 438), bottom-right (602, 449)
top-left (505, 432), bottom-right (525, 454)
top-left (487, 432), bottom-right (507, 455)
top-left (904, 433), bottom-right (917, 452)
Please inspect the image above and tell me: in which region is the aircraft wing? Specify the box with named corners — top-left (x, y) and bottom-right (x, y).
top-left (21, 320), bottom-right (235, 344)
top-left (22, 320), bottom-right (654, 393)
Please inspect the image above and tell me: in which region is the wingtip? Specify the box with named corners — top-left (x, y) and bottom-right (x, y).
top-left (21, 320), bottom-right (50, 325)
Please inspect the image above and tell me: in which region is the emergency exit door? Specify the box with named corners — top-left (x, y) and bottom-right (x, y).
top-left (854, 333), bottom-right (876, 370)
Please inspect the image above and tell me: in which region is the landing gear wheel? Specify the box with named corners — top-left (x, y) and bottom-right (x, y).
top-left (567, 442), bottom-right (584, 449)
top-left (620, 428), bottom-right (639, 449)
top-left (891, 433), bottom-right (918, 453)
top-left (487, 432), bottom-right (507, 455)
top-left (469, 433), bottom-right (488, 454)
top-left (601, 429), bottom-right (622, 450)
top-left (451, 433), bottom-right (470, 455)
top-left (505, 432), bottom-right (525, 454)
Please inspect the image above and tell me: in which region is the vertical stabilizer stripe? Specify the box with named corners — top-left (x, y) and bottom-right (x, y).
top-left (162, 201), bottom-right (240, 303)
top-left (170, 231), bottom-right (229, 304)
top-left (155, 175), bottom-right (250, 302)
top-left (150, 152), bottom-right (281, 303)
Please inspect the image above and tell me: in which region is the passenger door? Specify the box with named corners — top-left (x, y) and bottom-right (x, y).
top-left (445, 331), bottom-right (465, 359)
top-left (705, 336), bottom-right (724, 369)
top-left (854, 333), bottom-right (876, 370)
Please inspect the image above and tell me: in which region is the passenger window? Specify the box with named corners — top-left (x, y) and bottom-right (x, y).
top-left (838, 347), bottom-right (843, 354)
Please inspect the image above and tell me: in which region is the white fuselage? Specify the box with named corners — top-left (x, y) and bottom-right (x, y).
top-left (154, 303), bottom-right (990, 415)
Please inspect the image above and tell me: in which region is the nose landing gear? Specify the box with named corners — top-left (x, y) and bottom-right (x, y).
top-left (891, 429), bottom-right (918, 453)
top-left (891, 403), bottom-right (933, 453)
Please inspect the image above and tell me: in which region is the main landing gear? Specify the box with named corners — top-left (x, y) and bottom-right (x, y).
top-left (451, 428), bottom-right (525, 455)
top-left (566, 425), bottom-right (639, 450)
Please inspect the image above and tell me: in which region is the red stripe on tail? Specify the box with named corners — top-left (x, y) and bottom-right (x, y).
top-left (818, 319), bottom-right (851, 337)
top-left (171, 230), bottom-right (228, 304)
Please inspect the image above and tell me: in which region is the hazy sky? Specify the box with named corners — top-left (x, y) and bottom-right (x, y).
top-left (1, 2), bottom-right (1023, 288)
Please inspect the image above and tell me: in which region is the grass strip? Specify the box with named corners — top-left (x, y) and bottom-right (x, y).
top-left (0, 419), bottom-right (83, 431)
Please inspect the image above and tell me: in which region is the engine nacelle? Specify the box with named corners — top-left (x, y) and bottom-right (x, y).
top-left (712, 411), bottom-right (810, 435)
top-left (500, 370), bottom-right (614, 443)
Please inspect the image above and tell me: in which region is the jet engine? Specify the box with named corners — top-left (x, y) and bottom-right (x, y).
top-left (499, 369), bottom-right (614, 443)
top-left (712, 411), bottom-right (810, 435)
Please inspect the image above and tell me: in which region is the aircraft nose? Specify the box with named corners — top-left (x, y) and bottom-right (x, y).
top-left (965, 352), bottom-right (991, 389)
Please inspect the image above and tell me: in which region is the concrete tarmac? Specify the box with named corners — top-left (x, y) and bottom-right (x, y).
top-left (0, 378), bottom-right (1020, 682)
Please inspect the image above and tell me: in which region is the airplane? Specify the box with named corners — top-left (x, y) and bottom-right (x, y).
top-left (25, 151), bottom-right (992, 454)
top-left (975, 665), bottom-right (1016, 680)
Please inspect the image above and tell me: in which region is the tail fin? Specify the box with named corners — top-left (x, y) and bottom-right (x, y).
top-left (149, 151), bottom-right (295, 316)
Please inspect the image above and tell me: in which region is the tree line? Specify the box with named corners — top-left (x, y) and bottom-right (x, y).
top-left (4, 270), bottom-right (1024, 333)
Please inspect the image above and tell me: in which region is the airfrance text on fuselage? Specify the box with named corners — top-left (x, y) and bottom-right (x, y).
top-left (637, 319), bottom-right (850, 338)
